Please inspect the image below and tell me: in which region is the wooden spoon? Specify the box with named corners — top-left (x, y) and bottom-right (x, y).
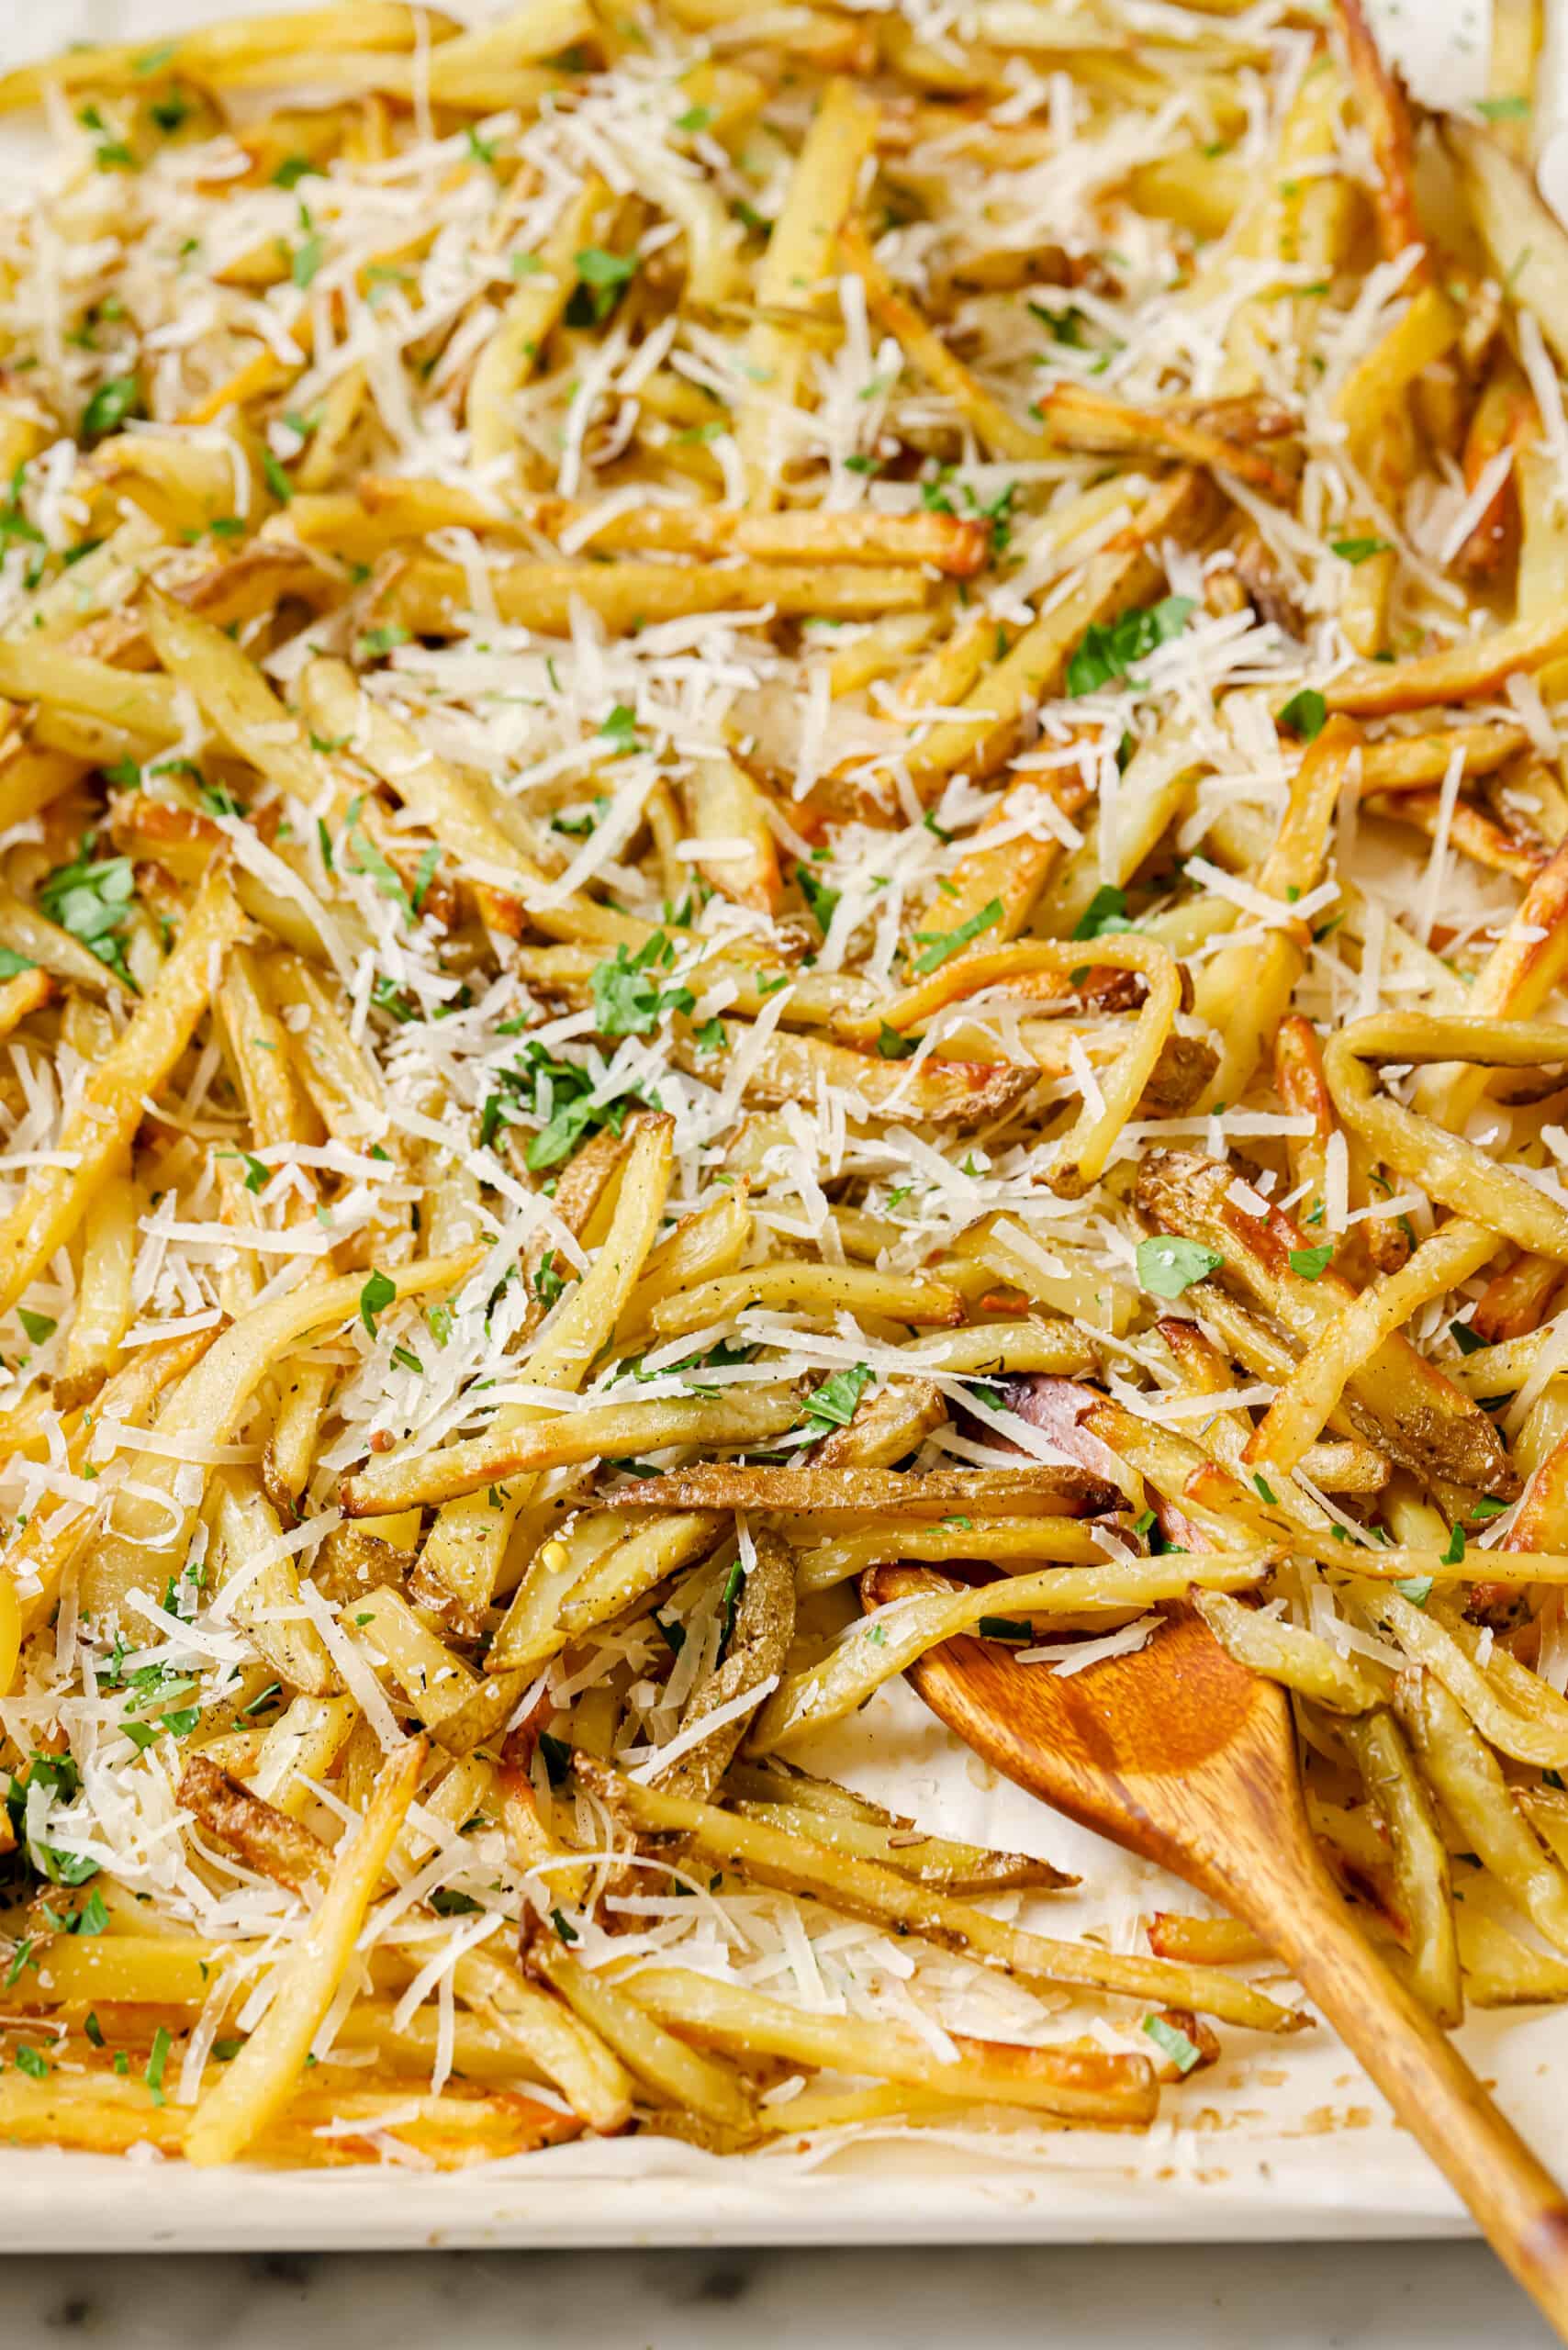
top-left (868, 1570), bottom-right (1568, 2339)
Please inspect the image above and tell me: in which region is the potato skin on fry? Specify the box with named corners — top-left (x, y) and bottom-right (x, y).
top-left (1135, 1150), bottom-right (1516, 1496)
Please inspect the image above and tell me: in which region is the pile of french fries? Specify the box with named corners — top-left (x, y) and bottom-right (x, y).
top-left (0, 0), bottom-right (1566, 2171)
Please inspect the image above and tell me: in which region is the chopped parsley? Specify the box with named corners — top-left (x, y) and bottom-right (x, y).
top-left (796, 860), bottom-right (841, 934)
top-left (800, 1361), bottom-right (874, 1434)
top-left (1279, 688), bottom-right (1327, 743)
top-left (911, 897), bottom-right (1002, 975)
top-left (359, 1269), bottom-right (397, 1336)
top-left (1066, 597), bottom-right (1193, 696)
top-left (39, 848), bottom-right (138, 985)
top-left (570, 245), bottom-right (638, 324)
top-left (1135, 1236), bottom-right (1222, 1299)
top-left (589, 934), bottom-right (692, 1036)
top-left (1071, 883), bottom-right (1136, 941)
top-left (1142, 2013), bottom-right (1203, 2074)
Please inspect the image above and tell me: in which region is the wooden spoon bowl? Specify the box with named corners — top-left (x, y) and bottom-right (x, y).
top-left (867, 1567), bottom-right (1568, 2340)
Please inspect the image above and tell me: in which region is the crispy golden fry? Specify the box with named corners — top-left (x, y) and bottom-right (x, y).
top-left (179, 1754), bottom-right (328, 1896)
top-left (738, 79), bottom-right (880, 503)
top-left (654, 1529), bottom-right (795, 1800)
top-left (1146, 1913), bottom-right (1268, 1964)
top-left (671, 1021), bottom-right (1036, 1127)
top-left (1325, 612), bottom-right (1568, 717)
top-left (1343, 1707), bottom-right (1462, 2027)
top-left (185, 1738), bottom-right (426, 2165)
top-left (1036, 381), bottom-right (1296, 498)
top-left (1325, 1015), bottom-right (1568, 1265)
top-left (1193, 1590), bottom-right (1382, 1714)
top-left (1248, 1218), bottom-right (1501, 1479)
top-left (1136, 1151), bottom-right (1514, 1494)
top-left (347, 479), bottom-right (990, 574)
top-left (0, 2065), bottom-right (579, 2168)
top-left (619, 1964), bottom-right (1156, 2123)
top-left (790, 1516), bottom-right (1115, 1594)
top-left (79, 1249), bottom-right (479, 1621)
top-left (1396, 1672), bottom-right (1568, 1957)
top-left (750, 1558), bottom-right (1260, 1752)
top-left (578, 1762), bottom-right (1304, 2030)
top-left (604, 1462), bottom-right (1114, 1522)
top-left (378, 555), bottom-right (930, 639)
top-left (644, 1260), bottom-right (965, 1339)
top-left (527, 1942), bottom-right (756, 2131)
top-left (840, 221), bottom-right (1049, 464)
top-left (722, 1762), bottom-right (1073, 1890)
top-left (342, 1388), bottom-right (801, 1516)
top-left (0, 868), bottom-right (247, 1316)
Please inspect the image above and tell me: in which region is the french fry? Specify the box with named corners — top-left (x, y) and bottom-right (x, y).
top-left (185, 1737), bottom-right (426, 2165)
top-left (376, 554), bottom-right (931, 638)
top-left (351, 479), bottom-right (989, 574)
top-left (736, 80), bottom-right (880, 504)
top-left (1248, 1218), bottom-right (1501, 1479)
top-left (0, 868), bottom-right (247, 1316)
top-left (1324, 1015), bottom-right (1568, 1265)
top-left (428, 1116), bottom-right (676, 1624)
top-left (1396, 1671), bottom-right (1568, 1956)
top-left (342, 1387), bottom-right (800, 1515)
top-left (1343, 1707), bottom-right (1462, 2026)
top-left (840, 222), bottom-right (1050, 464)
top-left (604, 1461), bottom-right (1113, 1523)
top-left (618, 1964), bottom-right (1156, 2123)
top-left (469, 179), bottom-right (616, 473)
top-left (671, 1020), bottom-right (1036, 1127)
top-left (749, 1558), bottom-right (1260, 1753)
top-left (528, 1941), bottom-right (756, 2131)
top-left (1193, 1590), bottom-right (1382, 1714)
top-left (1136, 1151), bottom-right (1514, 1494)
top-left (722, 1763), bottom-right (1073, 1891)
top-left (1325, 611), bottom-right (1568, 718)
top-left (79, 1249), bottom-right (479, 1621)
top-left (577, 1762), bottom-right (1305, 2031)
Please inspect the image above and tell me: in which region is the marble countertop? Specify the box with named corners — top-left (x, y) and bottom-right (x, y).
top-left (0, 2240), bottom-right (1556, 2348)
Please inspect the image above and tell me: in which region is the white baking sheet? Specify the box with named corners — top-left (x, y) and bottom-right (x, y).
top-left (1, 0), bottom-right (1566, 2251)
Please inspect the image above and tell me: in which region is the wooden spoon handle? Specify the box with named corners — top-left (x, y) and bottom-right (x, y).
top-left (1249, 1861), bottom-right (1568, 2339)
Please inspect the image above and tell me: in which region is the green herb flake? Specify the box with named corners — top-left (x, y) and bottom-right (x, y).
top-left (1066, 597), bottom-right (1193, 697)
top-left (978, 1616), bottom-right (1033, 1643)
top-left (911, 896), bottom-right (1002, 975)
top-left (1142, 2013), bottom-right (1203, 2074)
top-left (359, 1268), bottom-right (397, 1336)
top-left (1279, 687), bottom-right (1327, 742)
top-left (796, 860), bottom-right (840, 934)
top-left (81, 376), bottom-right (141, 442)
top-left (1289, 1245), bottom-right (1334, 1281)
top-left (39, 847), bottom-right (138, 985)
top-left (589, 934), bottom-right (691, 1036)
top-left (1135, 1235), bottom-right (1223, 1299)
top-left (1330, 536), bottom-right (1391, 565)
top-left (801, 1360), bottom-right (874, 1433)
top-left (571, 245), bottom-right (638, 323)
top-left (1071, 883), bottom-right (1135, 941)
